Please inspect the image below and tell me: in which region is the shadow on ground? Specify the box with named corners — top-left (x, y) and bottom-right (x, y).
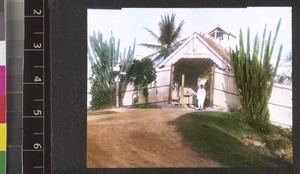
top-left (87, 111), bottom-right (118, 116)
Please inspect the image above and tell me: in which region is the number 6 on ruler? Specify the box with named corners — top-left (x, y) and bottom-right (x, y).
top-left (33, 143), bottom-right (42, 150)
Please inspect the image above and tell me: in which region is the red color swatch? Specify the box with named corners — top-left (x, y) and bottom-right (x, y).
top-left (0, 95), bottom-right (5, 123)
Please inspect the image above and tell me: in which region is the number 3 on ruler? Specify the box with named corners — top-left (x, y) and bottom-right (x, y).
top-left (33, 43), bottom-right (42, 49)
top-left (33, 9), bottom-right (42, 15)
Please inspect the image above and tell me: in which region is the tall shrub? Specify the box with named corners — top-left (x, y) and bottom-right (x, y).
top-left (127, 58), bottom-right (156, 103)
top-left (88, 31), bottom-right (135, 110)
top-left (230, 19), bottom-right (283, 132)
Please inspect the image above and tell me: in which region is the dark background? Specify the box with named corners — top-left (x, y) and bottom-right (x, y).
top-left (0, 0), bottom-right (4, 40)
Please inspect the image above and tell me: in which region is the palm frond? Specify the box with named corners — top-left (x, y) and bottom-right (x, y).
top-left (171, 20), bottom-right (185, 43)
top-left (138, 43), bottom-right (163, 50)
top-left (143, 52), bottom-right (161, 60)
top-left (141, 13), bottom-right (184, 62)
top-left (152, 53), bottom-right (165, 63)
top-left (144, 27), bottom-right (160, 42)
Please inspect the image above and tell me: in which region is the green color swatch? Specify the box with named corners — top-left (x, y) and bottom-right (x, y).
top-left (0, 151), bottom-right (6, 174)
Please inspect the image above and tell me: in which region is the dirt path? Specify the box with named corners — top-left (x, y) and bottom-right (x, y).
top-left (87, 107), bottom-right (221, 168)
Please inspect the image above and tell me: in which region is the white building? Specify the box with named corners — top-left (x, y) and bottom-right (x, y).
top-left (122, 27), bottom-right (236, 108)
top-left (121, 27), bottom-right (292, 128)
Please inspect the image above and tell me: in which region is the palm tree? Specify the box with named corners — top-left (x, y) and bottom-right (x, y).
top-left (139, 13), bottom-right (185, 63)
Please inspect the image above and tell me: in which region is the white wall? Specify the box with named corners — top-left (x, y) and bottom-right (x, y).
top-left (213, 68), bottom-right (241, 110)
top-left (122, 82), bottom-right (135, 106)
top-left (213, 68), bottom-right (293, 128)
top-left (268, 83), bottom-right (292, 127)
top-left (0, 41), bottom-right (5, 65)
top-left (122, 67), bottom-right (172, 105)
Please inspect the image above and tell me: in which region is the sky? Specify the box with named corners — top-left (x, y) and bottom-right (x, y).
top-left (87, 7), bottom-right (292, 66)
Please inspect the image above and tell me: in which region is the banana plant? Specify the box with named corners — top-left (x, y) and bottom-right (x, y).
top-left (230, 19), bottom-right (282, 130)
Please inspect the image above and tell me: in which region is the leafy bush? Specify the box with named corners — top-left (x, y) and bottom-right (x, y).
top-left (89, 77), bottom-right (113, 110)
top-left (127, 58), bottom-right (156, 103)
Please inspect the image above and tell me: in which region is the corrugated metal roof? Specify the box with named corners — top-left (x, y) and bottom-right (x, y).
top-left (198, 34), bottom-right (231, 64)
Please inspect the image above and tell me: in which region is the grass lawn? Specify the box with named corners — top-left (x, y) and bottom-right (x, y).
top-left (174, 111), bottom-right (292, 167)
top-left (132, 103), bottom-right (160, 109)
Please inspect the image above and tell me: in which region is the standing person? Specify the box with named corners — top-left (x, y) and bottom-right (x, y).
top-left (197, 84), bottom-right (206, 110)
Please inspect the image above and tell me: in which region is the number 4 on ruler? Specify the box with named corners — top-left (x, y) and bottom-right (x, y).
top-left (34, 76), bottom-right (42, 82)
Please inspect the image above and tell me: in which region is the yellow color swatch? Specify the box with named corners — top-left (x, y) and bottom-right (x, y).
top-left (0, 124), bottom-right (6, 151)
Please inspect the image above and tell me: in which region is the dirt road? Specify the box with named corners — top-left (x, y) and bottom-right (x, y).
top-left (87, 107), bottom-right (221, 168)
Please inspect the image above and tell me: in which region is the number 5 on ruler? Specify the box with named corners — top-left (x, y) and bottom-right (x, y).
top-left (34, 110), bottom-right (42, 116)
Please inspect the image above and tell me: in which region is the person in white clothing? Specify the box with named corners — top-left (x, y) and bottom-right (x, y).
top-left (197, 84), bottom-right (206, 110)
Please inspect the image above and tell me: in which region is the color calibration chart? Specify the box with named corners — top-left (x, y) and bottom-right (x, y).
top-left (0, 0), bottom-right (6, 173)
top-left (4, 0), bottom-right (48, 171)
top-left (1, 0), bottom-right (46, 173)
top-left (5, 0), bottom-right (24, 172)
top-left (2, 0), bottom-right (47, 173)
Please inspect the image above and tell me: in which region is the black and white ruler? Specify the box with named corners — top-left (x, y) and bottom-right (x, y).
top-left (23, 0), bottom-right (45, 173)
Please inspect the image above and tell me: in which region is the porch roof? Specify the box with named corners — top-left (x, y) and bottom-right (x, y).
top-left (157, 32), bottom-right (231, 69)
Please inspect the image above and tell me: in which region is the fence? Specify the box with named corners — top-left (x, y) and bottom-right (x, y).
top-left (88, 65), bottom-right (293, 128)
top-left (121, 67), bottom-right (172, 106)
top-left (213, 68), bottom-right (292, 128)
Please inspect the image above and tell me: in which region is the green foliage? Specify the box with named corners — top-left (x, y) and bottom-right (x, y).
top-left (226, 109), bottom-right (248, 123)
top-left (127, 58), bottom-right (156, 103)
top-left (88, 31), bottom-right (135, 110)
top-left (89, 77), bottom-right (113, 109)
top-left (139, 13), bottom-right (185, 62)
top-left (285, 52), bottom-right (292, 63)
top-left (175, 112), bottom-right (292, 167)
top-left (230, 19), bottom-right (283, 132)
top-left (132, 103), bottom-right (160, 109)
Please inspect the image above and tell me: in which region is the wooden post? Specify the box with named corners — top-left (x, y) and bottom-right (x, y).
top-left (115, 76), bottom-right (120, 108)
top-left (168, 64), bottom-right (174, 104)
top-left (180, 74), bottom-right (185, 105)
top-left (210, 65), bottom-right (215, 107)
top-left (116, 81), bottom-right (119, 108)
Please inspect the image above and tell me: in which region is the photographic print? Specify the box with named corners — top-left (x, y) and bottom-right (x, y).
top-left (86, 7), bottom-right (292, 168)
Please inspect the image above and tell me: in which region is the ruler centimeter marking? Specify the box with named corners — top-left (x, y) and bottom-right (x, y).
top-left (23, 0), bottom-right (45, 173)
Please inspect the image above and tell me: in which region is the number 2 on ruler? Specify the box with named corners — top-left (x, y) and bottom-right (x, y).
top-left (33, 9), bottom-right (42, 15)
